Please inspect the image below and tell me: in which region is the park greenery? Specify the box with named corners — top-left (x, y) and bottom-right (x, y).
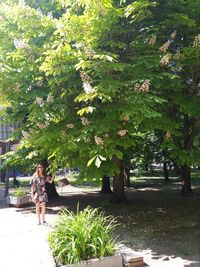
top-left (1, 0), bottom-right (200, 201)
top-left (49, 206), bottom-right (118, 264)
top-left (9, 186), bottom-right (27, 197)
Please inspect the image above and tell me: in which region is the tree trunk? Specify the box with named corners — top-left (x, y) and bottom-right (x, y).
top-left (0, 170), bottom-right (6, 183)
top-left (180, 165), bottom-right (193, 194)
top-left (45, 181), bottom-right (59, 200)
top-left (4, 168), bottom-right (9, 197)
top-left (173, 162), bottom-right (180, 175)
top-left (41, 160), bottom-right (59, 200)
top-left (149, 163), bottom-right (154, 174)
top-left (124, 168), bottom-right (131, 188)
top-left (179, 114), bottom-right (196, 194)
top-left (0, 143), bottom-right (6, 182)
top-left (163, 161), bottom-right (169, 182)
top-left (13, 170), bottom-right (19, 187)
top-left (111, 157), bottom-right (127, 202)
top-left (100, 175), bottom-right (112, 193)
top-left (144, 163), bottom-right (148, 172)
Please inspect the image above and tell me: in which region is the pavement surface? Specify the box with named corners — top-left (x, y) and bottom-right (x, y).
top-left (0, 193), bottom-right (57, 267)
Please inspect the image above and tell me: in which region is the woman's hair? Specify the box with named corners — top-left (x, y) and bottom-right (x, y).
top-left (33, 164), bottom-right (46, 178)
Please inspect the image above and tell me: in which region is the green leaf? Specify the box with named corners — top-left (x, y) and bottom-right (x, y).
top-left (87, 156), bottom-right (96, 167)
top-left (99, 155), bottom-right (106, 161)
top-left (115, 150), bottom-right (123, 159)
top-left (95, 156), bottom-right (101, 168)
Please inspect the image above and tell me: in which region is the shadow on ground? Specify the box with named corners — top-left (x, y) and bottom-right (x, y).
top-left (9, 179), bottom-right (200, 266)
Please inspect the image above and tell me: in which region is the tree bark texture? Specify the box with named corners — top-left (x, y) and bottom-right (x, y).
top-left (180, 165), bottom-right (193, 194)
top-left (124, 168), bottom-right (131, 188)
top-left (100, 175), bottom-right (112, 193)
top-left (45, 181), bottom-right (59, 200)
top-left (111, 157), bottom-right (127, 202)
top-left (163, 161), bottom-right (169, 182)
top-left (179, 114), bottom-right (196, 194)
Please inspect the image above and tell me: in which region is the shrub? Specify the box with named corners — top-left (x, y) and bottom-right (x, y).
top-left (48, 206), bottom-right (118, 265)
top-left (10, 187), bottom-right (27, 197)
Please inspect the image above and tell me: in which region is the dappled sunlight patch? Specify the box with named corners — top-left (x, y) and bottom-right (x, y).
top-left (134, 248), bottom-right (199, 267)
top-left (138, 187), bottom-right (161, 192)
top-left (157, 208), bottom-right (166, 214)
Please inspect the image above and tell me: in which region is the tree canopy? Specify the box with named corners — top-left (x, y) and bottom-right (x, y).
top-left (1, 0), bottom-right (200, 201)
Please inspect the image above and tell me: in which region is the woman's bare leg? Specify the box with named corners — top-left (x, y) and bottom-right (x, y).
top-left (36, 202), bottom-right (41, 224)
top-left (41, 202), bottom-right (46, 223)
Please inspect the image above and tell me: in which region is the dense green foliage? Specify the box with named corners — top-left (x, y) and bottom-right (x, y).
top-left (1, 0), bottom-right (200, 198)
top-left (48, 206), bottom-right (118, 264)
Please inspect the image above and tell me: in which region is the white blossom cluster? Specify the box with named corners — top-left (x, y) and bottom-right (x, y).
top-left (104, 133), bottom-right (109, 138)
top-left (22, 130), bottom-right (29, 137)
top-left (159, 41), bottom-right (170, 52)
top-left (36, 80), bottom-right (43, 87)
top-left (37, 8), bottom-right (43, 18)
top-left (80, 71), bottom-right (94, 94)
top-left (149, 35), bottom-right (157, 46)
top-left (81, 117), bottom-right (90, 126)
top-left (117, 130), bottom-right (128, 137)
top-left (46, 93), bottom-right (54, 103)
top-left (37, 122), bottom-right (49, 129)
top-left (160, 54), bottom-right (171, 65)
top-left (66, 123), bottom-right (75, 129)
top-left (84, 47), bottom-right (96, 58)
top-left (165, 131), bottom-right (171, 139)
top-left (26, 151), bottom-right (38, 159)
top-left (14, 39), bottom-right (30, 50)
top-left (35, 97), bottom-right (43, 106)
top-left (95, 135), bottom-right (104, 145)
top-left (35, 93), bottom-right (54, 107)
top-left (83, 82), bottom-right (95, 94)
top-left (171, 31), bottom-right (177, 39)
top-left (134, 80), bottom-right (150, 93)
top-left (47, 12), bottom-right (53, 19)
top-left (123, 115), bottom-right (130, 122)
top-left (193, 34), bottom-right (200, 47)
top-left (80, 71), bottom-right (91, 83)
top-left (14, 83), bottom-right (21, 93)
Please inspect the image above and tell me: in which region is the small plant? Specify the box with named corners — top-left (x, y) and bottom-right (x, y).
top-left (10, 187), bottom-right (27, 197)
top-left (48, 206), bottom-right (118, 265)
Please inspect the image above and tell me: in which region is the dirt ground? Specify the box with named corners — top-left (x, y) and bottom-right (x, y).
top-left (45, 178), bottom-right (200, 267)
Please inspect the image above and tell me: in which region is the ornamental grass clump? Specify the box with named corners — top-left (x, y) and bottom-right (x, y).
top-left (10, 187), bottom-right (27, 197)
top-left (48, 206), bottom-right (118, 265)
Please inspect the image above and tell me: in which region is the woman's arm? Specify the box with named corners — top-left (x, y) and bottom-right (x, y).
top-left (31, 182), bottom-right (35, 201)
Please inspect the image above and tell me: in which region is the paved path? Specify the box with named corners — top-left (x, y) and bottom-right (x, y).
top-left (0, 185), bottom-right (100, 267)
top-left (0, 199), bottom-right (56, 267)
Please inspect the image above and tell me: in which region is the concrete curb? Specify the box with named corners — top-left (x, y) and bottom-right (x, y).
top-left (58, 245), bottom-right (144, 267)
top-left (62, 255), bottom-right (122, 267)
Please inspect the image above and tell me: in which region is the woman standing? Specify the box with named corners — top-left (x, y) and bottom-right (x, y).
top-left (31, 164), bottom-right (48, 225)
